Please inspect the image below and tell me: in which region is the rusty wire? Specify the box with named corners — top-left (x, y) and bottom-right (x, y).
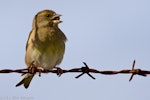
top-left (0, 60), bottom-right (149, 81)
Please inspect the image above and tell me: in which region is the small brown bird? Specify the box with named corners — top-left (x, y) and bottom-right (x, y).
top-left (16, 9), bottom-right (67, 88)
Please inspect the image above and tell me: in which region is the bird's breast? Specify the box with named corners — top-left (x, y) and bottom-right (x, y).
top-left (25, 39), bottom-right (65, 70)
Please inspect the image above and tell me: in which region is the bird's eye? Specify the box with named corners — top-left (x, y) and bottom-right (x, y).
top-left (46, 14), bottom-right (50, 17)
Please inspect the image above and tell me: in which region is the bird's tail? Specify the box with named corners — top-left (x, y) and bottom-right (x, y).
top-left (16, 73), bottom-right (34, 89)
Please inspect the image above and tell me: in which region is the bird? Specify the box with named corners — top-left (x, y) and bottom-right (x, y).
top-left (16, 9), bottom-right (67, 89)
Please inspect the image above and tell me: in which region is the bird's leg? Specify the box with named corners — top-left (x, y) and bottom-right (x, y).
top-left (36, 67), bottom-right (44, 77)
top-left (28, 61), bottom-right (36, 74)
top-left (21, 61), bottom-right (35, 76)
top-left (54, 67), bottom-right (63, 77)
top-left (28, 61), bottom-right (44, 77)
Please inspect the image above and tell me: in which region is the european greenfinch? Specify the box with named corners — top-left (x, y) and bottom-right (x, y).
top-left (16, 9), bottom-right (67, 88)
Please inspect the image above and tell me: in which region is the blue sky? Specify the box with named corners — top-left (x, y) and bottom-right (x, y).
top-left (0, 0), bottom-right (150, 100)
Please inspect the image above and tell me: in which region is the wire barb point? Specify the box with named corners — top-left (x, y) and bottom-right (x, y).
top-left (75, 62), bottom-right (96, 79)
top-left (129, 60), bottom-right (136, 81)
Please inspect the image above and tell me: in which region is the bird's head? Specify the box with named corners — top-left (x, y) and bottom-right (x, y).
top-left (33, 10), bottom-right (62, 28)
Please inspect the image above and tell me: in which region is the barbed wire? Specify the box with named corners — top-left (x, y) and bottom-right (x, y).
top-left (0, 60), bottom-right (149, 81)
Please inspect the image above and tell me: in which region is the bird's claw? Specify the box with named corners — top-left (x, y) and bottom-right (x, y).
top-left (36, 67), bottom-right (44, 77)
top-left (54, 67), bottom-right (63, 77)
top-left (28, 61), bottom-right (44, 77)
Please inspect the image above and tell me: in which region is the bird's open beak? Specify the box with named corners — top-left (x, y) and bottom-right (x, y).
top-left (52, 14), bottom-right (62, 24)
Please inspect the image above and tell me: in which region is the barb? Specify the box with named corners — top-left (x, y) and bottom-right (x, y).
top-left (0, 60), bottom-right (150, 81)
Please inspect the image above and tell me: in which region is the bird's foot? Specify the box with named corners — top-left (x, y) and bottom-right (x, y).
top-left (36, 67), bottom-right (44, 77)
top-left (54, 67), bottom-right (63, 77)
top-left (28, 61), bottom-right (36, 74)
top-left (28, 61), bottom-right (44, 77)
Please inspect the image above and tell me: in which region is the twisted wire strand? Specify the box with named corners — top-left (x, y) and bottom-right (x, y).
top-left (0, 60), bottom-right (149, 81)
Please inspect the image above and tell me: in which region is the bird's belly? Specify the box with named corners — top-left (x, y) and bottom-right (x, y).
top-left (25, 43), bottom-right (64, 70)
